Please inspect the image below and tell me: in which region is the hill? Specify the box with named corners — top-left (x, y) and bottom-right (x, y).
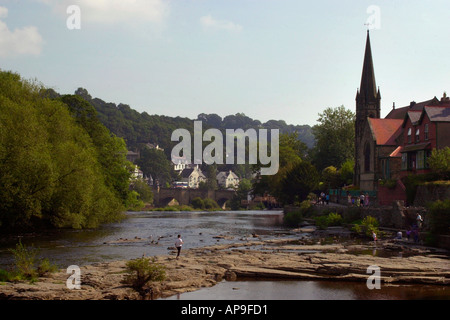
top-left (73, 88), bottom-right (315, 152)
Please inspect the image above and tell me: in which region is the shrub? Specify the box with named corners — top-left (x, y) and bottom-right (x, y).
top-left (191, 197), bottom-right (205, 209)
top-left (427, 200), bottom-right (450, 235)
top-left (283, 200), bottom-right (316, 227)
top-left (327, 212), bottom-right (343, 226)
top-left (314, 212), bottom-right (343, 230)
top-left (124, 257), bottom-right (166, 293)
top-left (428, 147), bottom-right (450, 179)
top-left (203, 198), bottom-right (220, 210)
top-left (37, 258), bottom-right (59, 276)
top-left (5, 241), bottom-right (58, 282)
top-left (352, 216), bottom-right (379, 238)
top-left (8, 241), bottom-right (39, 280)
top-left (299, 200), bottom-right (316, 218)
top-left (315, 215), bottom-right (329, 230)
top-left (0, 269), bottom-right (13, 282)
top-left (284, 210), bottom-right (303, 227)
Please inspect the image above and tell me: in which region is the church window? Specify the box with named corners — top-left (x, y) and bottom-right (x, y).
top-left (364, 143), bottom-right (371, 172)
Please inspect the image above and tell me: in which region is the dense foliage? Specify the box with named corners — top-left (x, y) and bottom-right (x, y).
top-left (427, 200), bottom-right (450, 235)
top-left (427, 147), bottom-right (450, 179)
top-left (0, 71), bottom-right (130, 230)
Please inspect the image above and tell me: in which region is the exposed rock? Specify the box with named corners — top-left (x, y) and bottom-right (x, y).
top-left (0, 238), bottom-right (448, 300)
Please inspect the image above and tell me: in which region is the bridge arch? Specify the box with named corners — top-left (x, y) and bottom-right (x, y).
top-left (153, 187), bottom-right (235, 208)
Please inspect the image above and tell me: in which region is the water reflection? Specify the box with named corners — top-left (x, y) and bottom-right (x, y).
top-left (162, 280), bottom-right (450, 300)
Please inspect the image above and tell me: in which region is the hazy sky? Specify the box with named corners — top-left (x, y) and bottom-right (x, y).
top-left (1, 0), bottom-right (449, 126)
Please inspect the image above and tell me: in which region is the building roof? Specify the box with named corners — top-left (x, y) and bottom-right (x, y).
top-left (406, 110), bottom-right (422, 125)
top-left (385, 98), bottom-right (440, 119)
top-left (368, 118), bottom-right (403, 146)
top-left (422, 106), bottom-right (450, 122)
top-left (389, 146), bottom-right (403, 158)
top-left (216, 170), bottom-right (239, 180)
top-left (180, 168), bottom-right (195, 178)
top-left (402, 142), bottom-right (431, 153)
top-left (180, 167), bottom-right (206, 179)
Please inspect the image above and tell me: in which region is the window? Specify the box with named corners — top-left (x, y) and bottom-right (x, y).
top-left (417, 150), bottom-right (425, 169)
top-left (401, 153), bottom-right (408, 170)
top-left (416, 128), bottom-right (420, 143)
top-left (424, 124), bottom-right (429, 140)
top-left (407, 128), bottom-right (412, 143)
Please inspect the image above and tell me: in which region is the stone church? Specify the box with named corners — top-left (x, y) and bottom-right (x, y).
top-left (354, 31), bottom-right (450, 194)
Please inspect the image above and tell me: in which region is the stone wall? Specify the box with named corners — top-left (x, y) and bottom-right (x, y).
top-left (414, 184), bottom-right (450, 206)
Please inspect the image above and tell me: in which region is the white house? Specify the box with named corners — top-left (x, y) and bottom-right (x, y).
top-left (216, 170), bottom-right (240, 189)
top-left (179, 166), bottom-right (206, 189)
top-left (131, 165), bottom-right (144, 180)
top-left (172, 156), bottom-right (190, 173)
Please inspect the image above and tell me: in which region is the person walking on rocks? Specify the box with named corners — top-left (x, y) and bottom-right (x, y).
top-left (175, 234), bottom-right (184, 259)
top-left (416, 213), bottom-right (423, 229)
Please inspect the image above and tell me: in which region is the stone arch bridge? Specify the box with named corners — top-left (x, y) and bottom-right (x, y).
top-left (153, 187), bottom-right (236, 208)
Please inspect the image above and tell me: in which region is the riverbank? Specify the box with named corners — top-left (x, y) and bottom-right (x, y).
top-left (0, 235), bottom-right (448, 300)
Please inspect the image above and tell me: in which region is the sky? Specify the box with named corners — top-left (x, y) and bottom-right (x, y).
top-left (0, 0), bottom-right (449, 126)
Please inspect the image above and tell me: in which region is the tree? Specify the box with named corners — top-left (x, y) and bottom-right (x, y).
top-left (136, 147), bottom-right (176, 186)
top-left (0, 71), bottom-right (125, 230)
top-left (229, 178), bottom-right (252, 210)
top-left (277, 161), bottom-right (319, 205)
top-left (339, 159), bottom-right (355, 186)
top-left (311, 106), bottom-right (355, 171)
top-left (428, 147), bottom-right (450, 179)
top-left (130, 179), bottom-right (153, 204)
top-left (252, 132), bottom-right (307, 203)
top-left (321, 166), bottom-right (340, 190)
top-left (204, 164), bottom-right (218, 190)
top-left (60, 95), bottom-right (132, 202)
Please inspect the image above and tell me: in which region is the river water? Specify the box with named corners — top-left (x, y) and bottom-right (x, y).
top-left (0, 210), bottom-right (449, 300)
top-left (0, 210), bottom-right (291, 269)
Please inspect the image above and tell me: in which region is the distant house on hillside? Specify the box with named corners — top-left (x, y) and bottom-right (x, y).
top-left (216, 170), bottom-right (240, 189)
top-left (126, 150), bottom-right (140, 163)
top-left (172, 156), bottom-right (196, 173)
top-left (178, 166), bottom-right (206, 189)
top-left (131, 165), bottom-right (144, 180)
top-left (144, 143), bottom-right (164, 151)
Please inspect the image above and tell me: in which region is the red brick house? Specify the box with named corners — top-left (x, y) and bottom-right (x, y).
top-left (399, 103), bottom-right (450, 178)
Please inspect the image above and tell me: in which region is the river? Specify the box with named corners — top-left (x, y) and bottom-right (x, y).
top-left (0, 210), bottom-right (449, 300)
top-left (0, 210), bottom-right (292, 269)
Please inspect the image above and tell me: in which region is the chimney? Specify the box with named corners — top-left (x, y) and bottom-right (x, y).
top-left (392, 102), bottom-right (395, 110)
top-left (409, 101), bottom-right (416, 108)
top-left (441, 92), bottom-right (449, 102)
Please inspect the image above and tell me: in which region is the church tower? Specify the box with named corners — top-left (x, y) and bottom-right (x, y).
top-left (354, 31), bottom-right (381, 187)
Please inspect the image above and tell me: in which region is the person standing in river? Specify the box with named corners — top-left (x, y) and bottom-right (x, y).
top-left (175, 234), bottom-right (184, 259)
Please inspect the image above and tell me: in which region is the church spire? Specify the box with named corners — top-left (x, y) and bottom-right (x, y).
top-left (359, 30), bottom-right (379, 103)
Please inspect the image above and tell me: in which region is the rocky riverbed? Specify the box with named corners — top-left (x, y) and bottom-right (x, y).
top-left (0, 236), bottom-right (448, 300)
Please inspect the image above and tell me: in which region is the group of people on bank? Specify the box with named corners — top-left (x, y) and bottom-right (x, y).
top-left (347, 193), bottom-right (370, 207)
